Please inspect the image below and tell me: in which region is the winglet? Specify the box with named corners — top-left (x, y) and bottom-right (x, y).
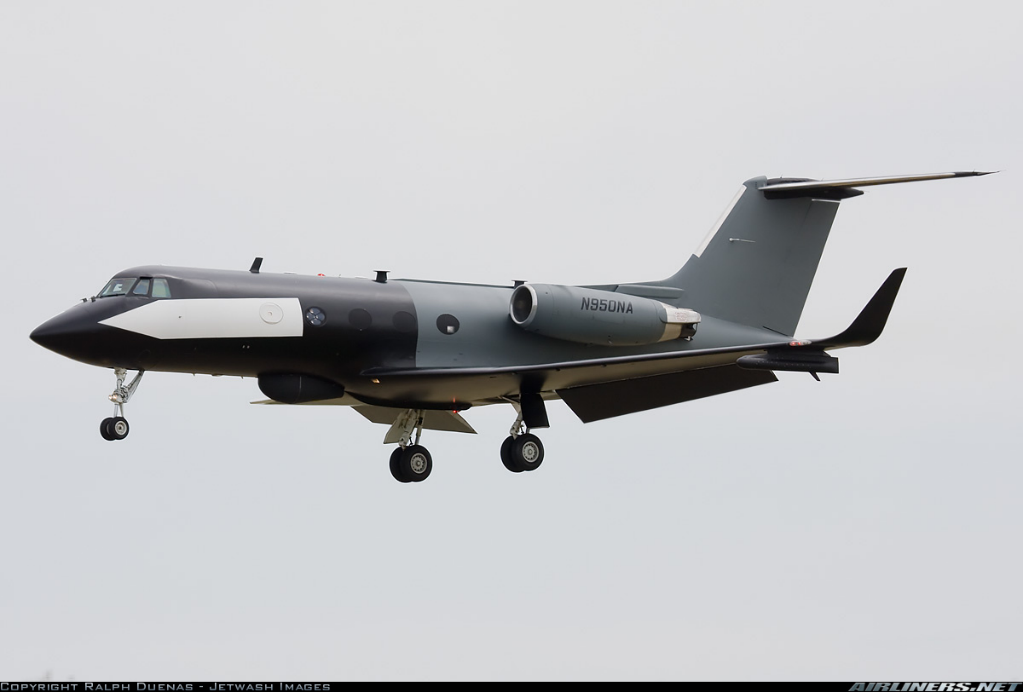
top-left (813, 268), bottom-right (907, 350)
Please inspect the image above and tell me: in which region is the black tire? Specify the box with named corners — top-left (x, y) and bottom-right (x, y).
top-left (100, 417), bottom-right (115, 441)
top-left (500, 436), bottom-right (522, 472)
top-left (109, 416), bottom-right (129, 440)
top-left (511, 433), bottom-right (544, 472)
top-left (399, 445), bottom-right (433, 482)
top-left (389, 447), bottom-right (410, 483)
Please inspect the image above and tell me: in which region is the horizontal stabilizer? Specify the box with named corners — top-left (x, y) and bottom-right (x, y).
top-left (760, 171), bottom-right (994, 199)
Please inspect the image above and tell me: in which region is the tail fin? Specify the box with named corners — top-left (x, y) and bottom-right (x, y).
top-left (654, 171), bottom-right (991, 336)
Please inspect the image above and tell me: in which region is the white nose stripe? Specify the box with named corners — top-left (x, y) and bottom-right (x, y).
top-left (99, 298), bottom-right (304, 339)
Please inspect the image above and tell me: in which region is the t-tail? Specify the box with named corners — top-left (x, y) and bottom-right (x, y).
top-left (651, 171), bottom-right (993, 336)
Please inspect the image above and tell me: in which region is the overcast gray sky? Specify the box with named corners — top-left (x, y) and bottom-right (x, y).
top-left (2, 0), bottom-right (1021, 681)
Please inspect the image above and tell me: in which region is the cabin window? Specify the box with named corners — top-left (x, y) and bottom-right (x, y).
top-left (436, 314), bottom-right (460, 335)
top-left (99, 278), bottom-right (136, 297)
top-left (349, 308), bottom-right (372, 331)
top-left (152, 278), bottom-right (171, 298)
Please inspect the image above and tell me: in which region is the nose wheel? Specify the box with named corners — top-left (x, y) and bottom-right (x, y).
top-left (100, 416), bottom-right (130, 441)
top-left (100, 368), bottom-right (143, 441)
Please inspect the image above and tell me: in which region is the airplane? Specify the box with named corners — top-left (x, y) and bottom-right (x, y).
top-left (30, 171), bottom-right (991, 482)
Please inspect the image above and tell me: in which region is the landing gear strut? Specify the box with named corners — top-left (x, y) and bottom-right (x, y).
top-left (500, 402), bottom-right (545, 473)
top-left (386, 409), bottom-right (433, 483)
top-left (100, 368), bottom-right (143, 441)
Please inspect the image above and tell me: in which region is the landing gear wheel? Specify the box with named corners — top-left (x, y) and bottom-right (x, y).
top-left (100, 417), bottom-right (129, 441)
top-left (389, 445), bottom-right (432, 483)
top-left (503, 433), bottom-right (544, 472)
top-left (500, 436), bottom-right (522, 473)
top-left (398, 445), bottom-right (433, 482)
top-left (389, 447), bottom-right (411, 483)
top-left (108, 416), bottom-right (129, 440)
top-left (398, 444), bottom-right (431, 481)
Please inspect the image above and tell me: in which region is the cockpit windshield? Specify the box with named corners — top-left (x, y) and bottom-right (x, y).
top-left (98, 277), bottom-right (172, 298)
top-left (152, 278), bottom-right (171, 298)
top-left (99, 278), bottom-right (136, 297)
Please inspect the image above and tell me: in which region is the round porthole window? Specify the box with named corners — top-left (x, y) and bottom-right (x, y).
top-left (436, 314), bottom-right (459, 335)
top-left (349, 308), bottom-right (372, 331)
top-left (305, 306), bottom-right (326, 327)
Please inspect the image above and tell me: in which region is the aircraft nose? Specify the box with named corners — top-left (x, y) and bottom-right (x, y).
top-left (31, 301), bottom-right (151, 368)
top-left (30, 309), bottom-right (91, 355)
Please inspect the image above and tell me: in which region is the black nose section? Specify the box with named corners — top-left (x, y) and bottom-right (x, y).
top-left (32, 301), bottom-right (152, 368)
top-left (30, 309), bottom-right (92, 356)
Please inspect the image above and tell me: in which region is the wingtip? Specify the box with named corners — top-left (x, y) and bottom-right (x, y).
top-left (885, 267), bottom-right (908, 292)
top-left (813, 268), bottom-right (908, 350)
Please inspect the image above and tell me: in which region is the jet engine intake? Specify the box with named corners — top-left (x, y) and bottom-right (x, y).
top-left (509, 283), bottom-right (700, 346)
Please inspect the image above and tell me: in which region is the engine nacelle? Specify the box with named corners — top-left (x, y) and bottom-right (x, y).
top-left (509, 283), bottom-right (700, 346)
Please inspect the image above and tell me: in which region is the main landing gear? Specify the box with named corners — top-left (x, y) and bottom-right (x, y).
top-left (383, 398), bottom-right (547, 483)
top-left (389, 445), bottom-right (433, 483)
top-left (387, 409), bottom-right (434, 483)
top-left (500, 405), bottom-right (544, 473)
top-left (100, 368), bottom-right (143, 441)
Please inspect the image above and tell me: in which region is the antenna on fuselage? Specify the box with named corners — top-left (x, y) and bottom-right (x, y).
top-left (249, 257), bottom-right (263, 274)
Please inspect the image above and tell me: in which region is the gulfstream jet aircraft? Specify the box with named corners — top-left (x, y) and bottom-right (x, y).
top-left (30, 171), bottom-right (990, 482)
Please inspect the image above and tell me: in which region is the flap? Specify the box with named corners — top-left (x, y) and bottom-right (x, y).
top-left (557, 365), bottom-right (777, 423)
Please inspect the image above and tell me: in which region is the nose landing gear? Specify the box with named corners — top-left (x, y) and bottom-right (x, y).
top-left (100, 416), bottom-right (129, 441)
top-left (100, 368), bottom-right (143, 441)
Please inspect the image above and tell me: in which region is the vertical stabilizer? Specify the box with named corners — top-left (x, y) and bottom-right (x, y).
top-left (655, 176), bottom-right (839, 336)
top-left (652, 171), bottom-right (990, 336)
